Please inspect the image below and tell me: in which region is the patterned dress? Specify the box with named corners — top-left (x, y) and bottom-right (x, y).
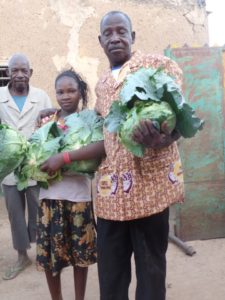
top-left (36, 112), bottom-right (97, 276)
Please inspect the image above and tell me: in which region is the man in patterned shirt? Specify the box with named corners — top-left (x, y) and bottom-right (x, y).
top-left (40, 10), bottom-right (184, 300)
top-left (94, 11), bottom-right (184, 300)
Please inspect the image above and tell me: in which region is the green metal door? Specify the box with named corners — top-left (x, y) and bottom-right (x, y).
top-left (165, 46), bottom-right (225, 240)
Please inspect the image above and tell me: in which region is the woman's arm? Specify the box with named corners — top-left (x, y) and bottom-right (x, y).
top-left (40, 141), bottom-right (105, 176)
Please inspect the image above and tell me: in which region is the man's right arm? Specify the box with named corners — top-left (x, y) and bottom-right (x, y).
top-left (132, 120), bottom-right (181, 150)
top-left (35, 91), bottom-right (57, 127)
top-left (36, 107), bottom-right (58, 127)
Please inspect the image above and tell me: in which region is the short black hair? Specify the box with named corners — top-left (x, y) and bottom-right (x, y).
top-left (55, 69), bottom-right (88, 109)
top-left (100, 11), bottom-right (132, 32)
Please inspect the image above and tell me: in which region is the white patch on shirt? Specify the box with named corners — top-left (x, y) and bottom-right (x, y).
top-left (98, 174), bottom-right (118, 197)
top-left (122, 171), bottom-right (133, 193)
top-left (111, 68), bottom-right (121, 80)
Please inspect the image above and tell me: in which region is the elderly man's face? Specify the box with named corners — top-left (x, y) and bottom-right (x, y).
top-left (99, 13), bottom-right (135, 67)
top-left (8, 56), bottom-right (32, 92)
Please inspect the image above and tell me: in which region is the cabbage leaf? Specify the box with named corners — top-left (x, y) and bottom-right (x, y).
top-left (15, 121), bottom-right (62, 190)
top-left (104, 67), bottom-right (204, 157)
top-left (0, 124), bottom-right (28, 182)
top-left (61, 109), bottom-right (104, 176)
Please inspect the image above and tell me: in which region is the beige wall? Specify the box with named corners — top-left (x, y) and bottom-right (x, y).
top-left (0, 0), bottom-right (208, 106)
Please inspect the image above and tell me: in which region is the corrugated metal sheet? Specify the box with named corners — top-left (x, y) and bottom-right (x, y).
top-left (165, 46), bottom-right (225, 240)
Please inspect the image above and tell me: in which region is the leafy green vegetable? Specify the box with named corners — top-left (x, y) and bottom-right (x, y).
top-left (120, 68), bottom-right (160, 103)
top-left (15, 121), bottom-right (62, 190)
top-left (61, 109), bottom-right (104, 176)
top-left (104, 67), bottom-right (204, 156)
top-left (119, 101), bottom-right (176, 157)
top-left (0, 124), bottom-right (28, 181)
top-left (104, 101), bottom-right (128, 133)
top-left (14, 110), bottom-right (104, 189)
top-left (30, 120), bottom-right (62, 144)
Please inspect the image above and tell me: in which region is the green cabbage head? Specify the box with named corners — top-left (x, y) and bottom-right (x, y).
top-left (61, 109), bottom-right (104, 176)
top-left (15, 121), bottom-right (62, 190)
top-left (0, 124), bottom-right (28, 181)
top-left (120, 101), bottom-right (176, 157)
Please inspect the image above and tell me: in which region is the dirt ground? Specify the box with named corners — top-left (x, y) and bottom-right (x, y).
top-left (0, 197), bottom-right (225, 300)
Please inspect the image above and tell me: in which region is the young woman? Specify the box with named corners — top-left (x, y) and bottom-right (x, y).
top-left (36, 69), bottom-right (97, 300)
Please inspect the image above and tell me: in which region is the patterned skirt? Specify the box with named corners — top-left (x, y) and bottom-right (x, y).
top-left (36, 199), bottom-right (97, 276)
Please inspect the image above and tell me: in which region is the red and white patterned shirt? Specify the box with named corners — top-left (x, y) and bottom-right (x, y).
top-left (95, 51), bottom-right (184, 221)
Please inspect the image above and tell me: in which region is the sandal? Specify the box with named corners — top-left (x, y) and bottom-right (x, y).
top-left (2, 259), bottom-right (32, 280)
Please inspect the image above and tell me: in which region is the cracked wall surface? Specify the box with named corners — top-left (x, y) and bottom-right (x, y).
top-left (0, 0), bottom-right (208, 105)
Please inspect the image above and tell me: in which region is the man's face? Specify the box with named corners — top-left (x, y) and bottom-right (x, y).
top-left (8, 57), bottom-right (32, 93)
top-left (99, 13), bottom-right (135, 67)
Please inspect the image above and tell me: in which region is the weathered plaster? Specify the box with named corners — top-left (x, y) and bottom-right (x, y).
top-left (183, 5), bottom-right (207, 31)
top-left (0, 0), bottom-right (208, 106)
top-left (48, 0), bottom-right (99, 100)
